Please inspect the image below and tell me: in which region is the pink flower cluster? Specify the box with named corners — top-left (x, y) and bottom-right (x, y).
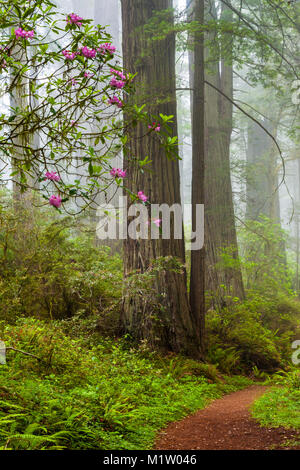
top-left (66, 13), bottom-right (83, 27)
top-left (110, 76), bottom-right (125, 89)
top-left (15, 28), bottom-right (34, 40)
top-left (62, 43), bottom-right (116, 61)
top-left (49, 195), bottom-right (62, 208)
top-left (148, 122), bottom-right (161, 132)
top-left (147, 218), bottom-right (161, 227)
top-left (80, 46), bottom-right (97, 59)
top-left (110, 168), bottom-right (126, 178)
top-left (108, 96), bottom-right (123, 108)
top-left (62, 50), bottom-right (78, 60)
top-left (97, 43), bottom-right (116, 55)
top-left (45, 171), bottom-right (60, 182)
top-left (110, 68), bottom-right (127, 81)
top-left (137, 191), bottom-right (148, 202)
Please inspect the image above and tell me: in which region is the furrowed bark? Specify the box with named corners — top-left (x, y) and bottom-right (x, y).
top-left (121, 0), bottom-right (202, 357)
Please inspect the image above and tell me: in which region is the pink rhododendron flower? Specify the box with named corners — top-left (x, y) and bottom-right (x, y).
top-left (153, 218), bottom-right (162, 227)
top-left (108, 96), bottom-right (123, 108)
top-left (15, 28), bottom-right (34, 40)
top-left (84, 71), bottom-right (94, 78)
top-left (110, 77), bottom-right (125, 89)
top-left (147, 218), bottom-right (161, 227)
top-left (97, 43), bottom-right (116, 55)
top-left (137, 191), bottom-right (148, 202)
top-left (80, 46), bottom-right (97, 59)
top-left (49, 195), bottom-right (62, 208)
top-left (45, 171), bottom-right (60, 182)
top-left (148, 122), bottom-right (161, 132)
top-left (110, 168), bottom-right (126, 178)
top-left (110, 68), bottom-right (127, 81)
top-left (62, 50), bottom-right (77, 60)
top-left (66, 13), bottom-right (83, 27)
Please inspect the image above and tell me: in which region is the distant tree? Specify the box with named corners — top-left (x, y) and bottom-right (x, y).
top-left (245, 117), bottom-right (281, 223)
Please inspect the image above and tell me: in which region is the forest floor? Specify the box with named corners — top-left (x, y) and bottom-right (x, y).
top-left (155, 385), bottom-right (300, 450)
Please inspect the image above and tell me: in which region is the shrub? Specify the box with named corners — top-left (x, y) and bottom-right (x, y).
top-left (0, 201), bottom-right (122, 326)
top-left (238, 216), bottom-right (292, 295)
top-left (205, 292), bottom-right (299, 373)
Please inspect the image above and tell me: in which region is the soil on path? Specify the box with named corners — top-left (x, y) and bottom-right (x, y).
top-left (155, 385), bottom-right (300, 450)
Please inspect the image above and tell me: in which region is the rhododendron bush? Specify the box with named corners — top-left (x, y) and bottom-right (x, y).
top-left (0, 0), bottom-right (172, 213)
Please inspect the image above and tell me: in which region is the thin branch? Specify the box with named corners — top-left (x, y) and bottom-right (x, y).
top-left (176, 82), bottom-right (295, 222)
top-left (204, 78), bottom-right (294, 222)
top-left (6, 347), bottom-right (41, 361)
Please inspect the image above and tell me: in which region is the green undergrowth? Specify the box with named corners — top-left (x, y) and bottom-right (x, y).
top-left (0, 318), bottom-right (252, 450)
top-left (251, 369), bottom-right (300, 432)
top-left (206, 291), bottom-right (300, 374)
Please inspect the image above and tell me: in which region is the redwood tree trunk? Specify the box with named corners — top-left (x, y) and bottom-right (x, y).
top-left (189, 0), bottom-right (206, 356)
top-left (245, 113), bottom-right (286, 270)
top-left (203, 0), bottom-right (244, 307)
top-left (246, 118), bottom-right (280, 223)
top-left (121, 0), bottom-right (202, 357)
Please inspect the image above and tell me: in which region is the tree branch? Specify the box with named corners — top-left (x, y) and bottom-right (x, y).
top-left (6, 347), bottom-right (41, 361)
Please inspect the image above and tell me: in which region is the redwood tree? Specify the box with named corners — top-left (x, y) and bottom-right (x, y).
top-left (121, 0), bottom-right (202, 356)
top-left (246, 117), bottom-right (281, 223)
top-left (204, 1), bottom-right (244, 307)
top-left (188, 0), bottom-right (206, 355)
top-left (188, 0), bottom-right (244, 310)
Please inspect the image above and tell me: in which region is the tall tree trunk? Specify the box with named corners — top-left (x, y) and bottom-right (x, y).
top-left (198, 0), bottom-right (244, 308)
top-left (72, 0), bottom-right (123, 252)
top-left (245, 107), bottom-right (285, 226)
top-left (245, 113), bottom-right (287, 276)
top-left (246, 118), bottom-right (278, 222)
top-left (94, 0), bottom-right (123, 254)
top-left (188, 0), bottom-right (205, 355)
top-left (9, 42), bottom-right (36, 204)
top-left (121, 0), bottom-right (202, 357)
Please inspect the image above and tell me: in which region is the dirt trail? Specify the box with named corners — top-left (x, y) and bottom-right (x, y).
top-left (155, 385), bottom-right (300, 450)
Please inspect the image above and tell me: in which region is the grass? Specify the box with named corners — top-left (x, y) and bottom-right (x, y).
top-left (251, 386), bottom-right (300, 430)
top-left (0, 318), bottom-right (252, 450)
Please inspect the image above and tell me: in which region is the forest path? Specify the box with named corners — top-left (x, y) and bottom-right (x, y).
top-left (155, 385), bottom-right (300, 450)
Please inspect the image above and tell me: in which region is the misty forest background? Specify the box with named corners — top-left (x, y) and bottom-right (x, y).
top-left (0, 0), bottom-right (299, 450)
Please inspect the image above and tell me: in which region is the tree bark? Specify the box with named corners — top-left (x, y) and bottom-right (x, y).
top-left (188, 0), bottom-right (206, 355)
top-left (246, 117), bottom-right (280, 223)
top-left (121, 0), bottom-right (202, 357)
top-left (191, 0), bottom-right (244, 309)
